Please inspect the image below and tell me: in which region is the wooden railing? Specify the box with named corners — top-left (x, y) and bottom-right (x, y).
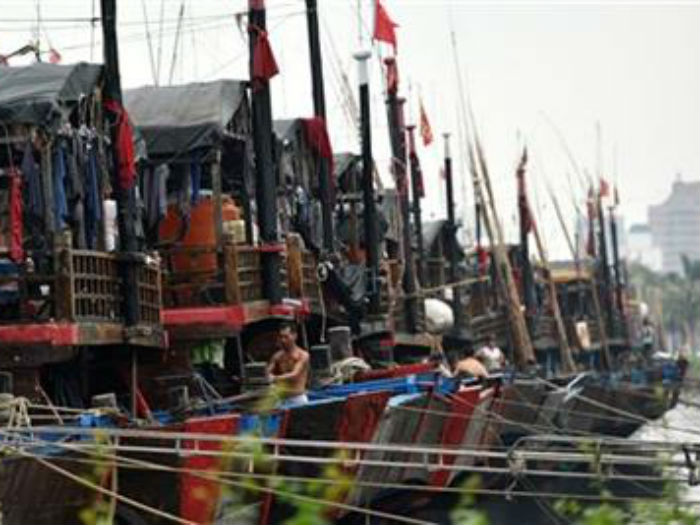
top-left (160, 240), bottom-right (289, 308)
top-left (0, 245), bottom-right (162, 326)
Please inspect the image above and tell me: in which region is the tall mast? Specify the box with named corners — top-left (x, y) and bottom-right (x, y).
top-left (472, 138), bottom-right (536, 367)
top-left (304, 0), bottom-right (334, 253)
top-left (609, 204), bottom-right (623, 314)
top-left (384, 58), bottom-right (417, 331)
top-left (355, 51), bottom-right (380, 315)
top-left (443, 133), bottom-right (463, 328)
top-left (100, 0), bottom-right (139, 325)
top-left (407, 125), bottom-right (425, 285)
top-left (597, 192), bottom-right (613, 336)
top-left (516, 150), bottom-right (535, 331)
top-left (249, 0), bottom-right (281, 304)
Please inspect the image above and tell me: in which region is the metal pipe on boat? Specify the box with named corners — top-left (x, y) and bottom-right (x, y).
top-left (407, 125), bottom-right (425, 285)
top-left (248, 0), bottom-right (282, 304)
top-left (355, 50), bottom-right (381, 315)
top-left (443, 133), bottom-right (464, 327)
top-left (304, 0), bottom-right (334, 253)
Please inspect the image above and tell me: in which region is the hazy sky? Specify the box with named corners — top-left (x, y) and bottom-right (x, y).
top-left (2, 0), bottom-right (698, 257)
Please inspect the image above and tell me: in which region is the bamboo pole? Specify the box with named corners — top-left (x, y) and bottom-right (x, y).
top-left (469, 139), bottom-right (535, 367)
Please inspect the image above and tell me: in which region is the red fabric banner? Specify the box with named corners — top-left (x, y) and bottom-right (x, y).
top-left (252, 28), bottom-right (279, 88)
top-left (373, 0), bottom-right (398, 52)
top-left (303, 117), bottom-right (334, 187)
top-left (599, 177), bottom-right (610, 198)
top-left (180, 415), bottom-right (239, 525)
top-left (103, 99), bottom-right (137, 190)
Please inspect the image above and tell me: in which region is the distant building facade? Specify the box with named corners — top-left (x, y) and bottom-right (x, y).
top-left (626, 223), bottom-right (662, 272)
top-left (648, 178), bottom-right (700, 274)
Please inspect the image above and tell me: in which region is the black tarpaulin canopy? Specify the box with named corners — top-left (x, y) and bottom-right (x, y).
top-left (0, 62), bottom-right (102, 129)
top-left (124, 80), bottom-right (248, 159)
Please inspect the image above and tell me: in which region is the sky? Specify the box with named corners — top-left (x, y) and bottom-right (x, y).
top-left (1, 0), bottom-right (698, 258)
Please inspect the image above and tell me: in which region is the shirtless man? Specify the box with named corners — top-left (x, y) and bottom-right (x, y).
top-left (454, 348), bottom-right (489, 380)
top-left (266, 323), bottom-right (310, 406)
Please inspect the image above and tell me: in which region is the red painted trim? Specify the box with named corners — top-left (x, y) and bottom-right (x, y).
top-left (257, 243), bottom-right (286, 253)
top-left (379, 336), bottom-right (395, 348)
top-left (0, 323), bottom-right (79, 346)
top-left (162, 305), bottom-right (247, 329)
top-left (269, 304), bottom-right (295, 317)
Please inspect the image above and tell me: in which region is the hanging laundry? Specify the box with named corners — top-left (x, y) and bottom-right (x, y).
top-left (103, 99), bottom-right (137, 190)
top-left (20, 141), bottom-right (42, 223)
top-left (146, 164), bottom-right (168, 235)
top-left (84, 140), bottom-right (102, 249)
top-left (52, 145), bottom-right (69, 229)
top-left (66, 135), bottom-right (86, 248)
top-left (8, 169), bottom-right (24, 262)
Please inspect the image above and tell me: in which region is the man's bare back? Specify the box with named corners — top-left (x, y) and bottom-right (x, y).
top-left (267, 325), bottom-right (309, 398)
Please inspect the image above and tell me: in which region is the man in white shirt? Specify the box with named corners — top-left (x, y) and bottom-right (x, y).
top-left (476, 334), bottom-right (505, 372)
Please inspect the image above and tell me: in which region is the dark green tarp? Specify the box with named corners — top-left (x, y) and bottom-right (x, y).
top-left (124, 80), bottom-right (247, 159)
top-left (0, 62), bottom-right (102, 129)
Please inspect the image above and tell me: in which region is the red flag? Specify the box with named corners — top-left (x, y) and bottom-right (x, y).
top-left (373, 0), bottom-right (398, 52)
top-left (419, 99), bottom-right (433, 146)
top-left (251, 28), bottom-right (278, 88)
top-left (48, 48), bottom-right (62, 64)
top-left (599, 177), bottom-right (610, 197)
top-left (303, 117), bottom-right (334, 189)
top-left (104, 100), bottom-right (137, 191)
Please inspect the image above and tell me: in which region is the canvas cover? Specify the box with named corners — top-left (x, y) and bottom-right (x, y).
top-left (0, 62), bottom-right (102, 129)
top-left (124, 80), bottom-right (247, 158)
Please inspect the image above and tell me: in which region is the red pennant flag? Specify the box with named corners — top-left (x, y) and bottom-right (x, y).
top-left (48, 48), bottom-right (62, 64)
top-left (599, 177), bottom-right (610, 198)
top-left (252, 28), bottom-right (278, 88)
top-left (373, 0), bottom-right (398, 52)
top-left (419, 99), bottom-right (433, 146)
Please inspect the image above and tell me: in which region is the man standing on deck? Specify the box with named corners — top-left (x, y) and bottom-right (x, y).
top-left (476, 334), bottom-right (506, 372)
top-left (267, 323), bottom-right (310, 406)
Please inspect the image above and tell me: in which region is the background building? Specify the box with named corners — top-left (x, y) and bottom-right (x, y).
top-left (626, 223), bottom-right (663, 272)
top-left (648, 176), bottom-right (700, 274)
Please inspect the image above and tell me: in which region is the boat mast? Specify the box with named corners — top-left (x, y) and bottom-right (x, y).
top-left (304, 0), bottom-right (334, 253)
top-left (100, 0), bottom-right (139, 326)
top-left (407, 125), bottom-right (425, 285)
top-left (516, 149), bottom-right (535, 333)
top-left (355, 50), bottom-right (381, 315)
top-left (384, 57), bottom-right (418, 331)
top-left (248, 0), bottom-right (281, 304)
top-left (443, 133), bottom-right (464, 328)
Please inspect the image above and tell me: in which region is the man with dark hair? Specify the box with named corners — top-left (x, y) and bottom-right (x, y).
top-left (266, 323), bottom-right (309, 406)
